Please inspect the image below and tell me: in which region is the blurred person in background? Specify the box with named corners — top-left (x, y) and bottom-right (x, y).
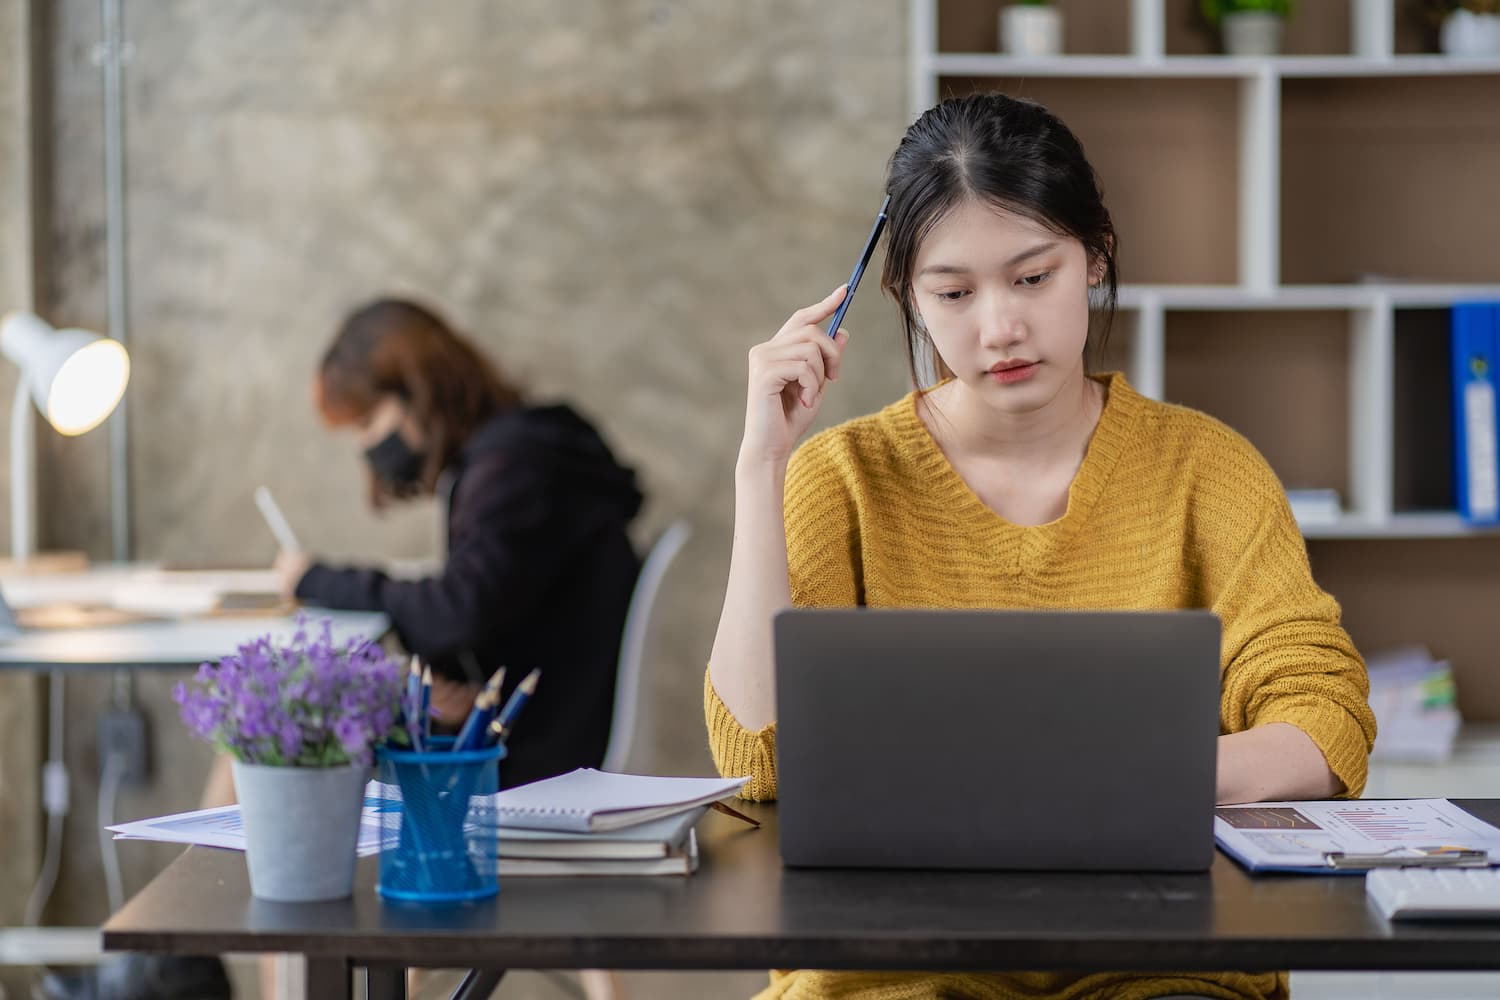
top-left (46, 298), bottom-right (642, 1000)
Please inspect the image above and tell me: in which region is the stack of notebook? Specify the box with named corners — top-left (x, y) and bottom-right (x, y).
top-left (486, 768), bottom-right (751, 877)
top-left (496, 806), bottom-right (705, 876)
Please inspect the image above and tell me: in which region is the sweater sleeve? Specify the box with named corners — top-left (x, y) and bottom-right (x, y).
top-left (296, 456), bottom-right (578, 670)
top-left (704, 434), bottom-right (863, 801)
top-left (1195, 438), bottom-right (1377, 798)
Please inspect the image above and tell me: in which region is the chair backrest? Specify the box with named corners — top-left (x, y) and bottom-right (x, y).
top-left (600, 518), bottom-right (692, 773)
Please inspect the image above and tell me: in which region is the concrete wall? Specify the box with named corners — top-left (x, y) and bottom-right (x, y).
top-left (0, 1), bottom-right (42, 984)
top-left (19, 0), bottom-right (910, 966)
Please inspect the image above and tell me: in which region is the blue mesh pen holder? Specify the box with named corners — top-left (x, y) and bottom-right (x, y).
top-left (375, 737), bottom-right (506, 903)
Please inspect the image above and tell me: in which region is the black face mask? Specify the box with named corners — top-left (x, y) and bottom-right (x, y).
top-left (364, 431), bottom-right (425, 489)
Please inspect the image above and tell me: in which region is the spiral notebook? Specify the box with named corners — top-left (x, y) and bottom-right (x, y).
top-left (491, 769), bottom-right (749, 833)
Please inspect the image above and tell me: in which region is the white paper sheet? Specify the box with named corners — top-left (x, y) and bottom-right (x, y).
top-left (1214, 798), bottom-right (1500, 871)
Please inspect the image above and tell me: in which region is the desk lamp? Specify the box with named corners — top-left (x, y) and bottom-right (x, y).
top-left (1, 310), bottom-right (130, 565)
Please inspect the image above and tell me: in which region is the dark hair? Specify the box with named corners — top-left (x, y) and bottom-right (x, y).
top-left (880, 92), bottom-right (1118, 387)
top-left (315, 298), bottom-right (524, 507)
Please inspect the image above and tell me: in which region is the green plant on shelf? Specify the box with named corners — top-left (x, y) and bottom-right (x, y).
top-left (1199, 0), bottom-right (1293, 23)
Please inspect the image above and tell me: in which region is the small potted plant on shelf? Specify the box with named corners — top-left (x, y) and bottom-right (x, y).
top-left (1000, 0), bottom-right (1063, 58)
top-left (174, 618), bottom-right (405, 902)
top-left (1422, 0), bottom-right (1500, 57)
top-left (1199, 0), bottom-right (1293, 57)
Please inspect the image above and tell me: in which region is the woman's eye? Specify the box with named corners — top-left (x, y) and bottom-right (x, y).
top-left (934, 290), bottom-right (968, 302)
top-left (1019, 271), bottom-right (1053, 288)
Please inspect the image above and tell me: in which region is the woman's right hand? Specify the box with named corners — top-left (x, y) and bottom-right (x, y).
top-left (740, 284), bottom-right (851, 468)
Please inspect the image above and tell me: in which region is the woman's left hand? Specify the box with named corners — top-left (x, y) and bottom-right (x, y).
top-left (273, 549), bottom-right (312, 600)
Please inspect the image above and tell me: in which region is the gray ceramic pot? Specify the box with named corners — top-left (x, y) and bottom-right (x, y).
top-left (1222, 12), bottom-right (1283, 57)
top-left (232, 760), bottom-right (367, 902)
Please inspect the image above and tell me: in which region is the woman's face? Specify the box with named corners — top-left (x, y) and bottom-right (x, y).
top-left (355, 395), bottom-right (424, 451)
top-left (910, 198), bottom-right (1097, 416)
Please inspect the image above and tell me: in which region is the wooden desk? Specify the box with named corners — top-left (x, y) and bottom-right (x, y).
top-left (102, 800), bottom-right (1500, 1000)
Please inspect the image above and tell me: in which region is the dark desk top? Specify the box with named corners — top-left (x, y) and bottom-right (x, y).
top-left (103, 799), bottom-right (1500, 973)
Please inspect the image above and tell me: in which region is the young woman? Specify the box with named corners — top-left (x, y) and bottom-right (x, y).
top-left (276, 297), bottom-right (644, 789)
top-left (706, 93), bottom-right (1376, 1000)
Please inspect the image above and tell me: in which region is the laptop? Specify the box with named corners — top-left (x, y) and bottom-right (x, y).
top-left (773, 608), bottom-right (1221, 872)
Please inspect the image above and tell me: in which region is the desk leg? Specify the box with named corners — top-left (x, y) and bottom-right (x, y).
top-left (365, 963), bottom-right (406, 1000)
top-left (305, 957), bottom-right (351, 999)
top-left (451, 969), bottom-right (505, 999)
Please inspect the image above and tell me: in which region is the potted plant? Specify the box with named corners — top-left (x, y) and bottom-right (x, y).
top-left (1000, 0), bottom-right (1063, 58)
top-left (1200, 0), bottom-right (1293, 57)
top-left (1422, 1), bottom-right (1500, 57)
top-left (174, 618), bottom-right (405, 901)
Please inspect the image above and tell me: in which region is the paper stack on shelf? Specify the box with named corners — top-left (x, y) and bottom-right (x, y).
top-left (1366, 645), bottom-right (1463, 763)
top-left (1285, 488), bottom-right (1342, 527)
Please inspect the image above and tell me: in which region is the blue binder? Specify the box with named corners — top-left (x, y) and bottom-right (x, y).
top-left (1451, 302), bottom-right (1499, 526)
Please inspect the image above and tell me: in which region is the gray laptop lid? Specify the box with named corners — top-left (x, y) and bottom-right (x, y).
top-left (774, 608), bottom-right (1221, 872)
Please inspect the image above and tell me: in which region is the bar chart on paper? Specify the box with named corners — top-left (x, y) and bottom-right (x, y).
top-left (1328, 803), bottom-right (1469, 842)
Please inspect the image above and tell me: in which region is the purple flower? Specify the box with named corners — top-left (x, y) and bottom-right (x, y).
top-left (174, 615), bottom-right (405, 768)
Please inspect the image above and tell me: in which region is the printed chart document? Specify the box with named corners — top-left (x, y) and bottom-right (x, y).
top-left (1215, 799), bottom-right (1500, 873)
top-left (109, 785), bottom-right (397, 857)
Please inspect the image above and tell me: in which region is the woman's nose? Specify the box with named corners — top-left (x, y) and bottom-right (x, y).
top-left (976, 292), bottom-right (1026, 349)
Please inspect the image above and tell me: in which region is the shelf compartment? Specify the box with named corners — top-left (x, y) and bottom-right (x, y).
top-left (1281, 74), bottom-right (1500, 285)
top-left (1164, 0), bottom-right (1352, 56)
top-left (936, 0), bottom-right (1131, 56)
top-left (1162, 309), bottom-right (1351, 501)
top-left (932, 75), bottom-right (1241, 285)
top-left (1392, 308), bottom-right (1455, 516)
top-left (1306, 536), bottom-right (1500, 720)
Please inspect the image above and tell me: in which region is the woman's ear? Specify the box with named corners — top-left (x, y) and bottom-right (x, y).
top-left (1088, 238), bottom-right (1114, 287)
top-left (1088, 258), bottom-right (1109, 287)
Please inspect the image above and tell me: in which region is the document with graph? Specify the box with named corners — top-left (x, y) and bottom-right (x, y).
top-left (1214, 799), bottom-right (1500, 873)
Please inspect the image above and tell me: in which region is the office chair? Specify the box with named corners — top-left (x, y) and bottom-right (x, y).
top-left (600, 518), bottom-right (692, 774)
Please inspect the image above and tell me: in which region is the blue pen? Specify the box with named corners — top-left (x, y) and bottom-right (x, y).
top-left (419, 664), bottom-right (433, 739)
top-left (451, 667), bottom-right (506, 753)
top-left (825, 194), bottom-right (892, 340)
top-left (403, 655), bottom-right (425, 752)
top-left (486, 668), bottom-right (541, 747)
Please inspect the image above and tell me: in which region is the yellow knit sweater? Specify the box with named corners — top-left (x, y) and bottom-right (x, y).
top-left (705, 373), bottom-right (1376, 1000)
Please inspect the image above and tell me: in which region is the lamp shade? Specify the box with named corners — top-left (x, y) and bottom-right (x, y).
top-left (1, 310), bottom-right (130, 435)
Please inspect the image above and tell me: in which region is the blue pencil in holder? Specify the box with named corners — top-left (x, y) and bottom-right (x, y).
top-left (375, 736), bottom-right (506, 903)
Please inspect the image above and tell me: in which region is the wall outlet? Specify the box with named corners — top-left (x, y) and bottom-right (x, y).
top-left (98, 708), bottom-right (149, 786)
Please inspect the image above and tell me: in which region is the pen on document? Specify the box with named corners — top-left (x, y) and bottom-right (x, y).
top-left (253, 485), bottom-right (302, 553)
top-left (451, 667), bottom-right (506, 753)
top-left (825, 194), bottom-right (892, 340)
top-left (486, 668), bottom-right (541, 747)
top-left (1324, 846), bottom-right (1490, 870)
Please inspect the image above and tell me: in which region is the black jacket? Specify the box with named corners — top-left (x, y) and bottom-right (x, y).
top-left (296, 404), bottom-right (643, 788)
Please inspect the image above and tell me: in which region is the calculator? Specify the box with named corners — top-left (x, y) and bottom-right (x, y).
top-left (1366, 866), bottom-right (1500, 920)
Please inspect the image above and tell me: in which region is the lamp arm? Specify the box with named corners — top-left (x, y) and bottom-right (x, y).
top-left (10, 379), bottom-right (34, 564)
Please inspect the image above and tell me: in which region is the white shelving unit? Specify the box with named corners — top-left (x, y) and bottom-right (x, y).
top-left (910, 0), bottom-right (1500, 539)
